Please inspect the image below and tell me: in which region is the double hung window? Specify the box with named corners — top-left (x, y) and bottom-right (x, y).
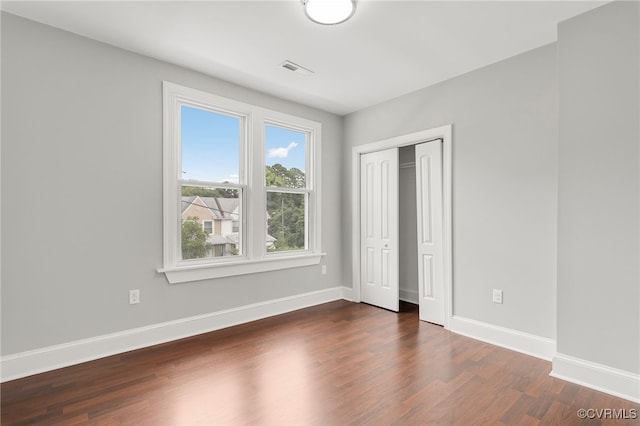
top-left (161, 82), bottom-right (322, 283)
top-left (265, 124), bottom-right (310, 253)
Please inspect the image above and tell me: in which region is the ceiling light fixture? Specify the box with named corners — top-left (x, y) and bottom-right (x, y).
top-left (302, 0), bottom-right (357, 25)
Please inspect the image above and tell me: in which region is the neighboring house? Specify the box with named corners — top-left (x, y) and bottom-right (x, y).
top-left (181, 196), bottom-right (275, 257)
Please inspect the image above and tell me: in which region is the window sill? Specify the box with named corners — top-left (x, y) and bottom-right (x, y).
top-left (158, 252), bottom-right (326, 284)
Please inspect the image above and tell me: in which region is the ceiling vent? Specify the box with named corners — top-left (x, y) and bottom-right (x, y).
top-left (280, 60), bottom-right (314, 76)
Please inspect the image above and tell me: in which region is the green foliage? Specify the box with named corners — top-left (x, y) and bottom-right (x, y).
top-left (266, 164), bottom-right (305, 189)
top-left (182, 216), bottom-right (212, 259)
top-left (182, 185), bottom-right (238, 199)
top-left (266, 163), bottom-right (306, 251)
top-left (182, 166), bottom-right (307, 254)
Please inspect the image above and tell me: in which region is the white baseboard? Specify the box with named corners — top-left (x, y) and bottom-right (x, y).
top-left (450, 315), bottom-right (556, 361)
top-left (341, 285), bottom-right (356, 302)
top-left (1, 286), bottom-right (346, 383)
top-left (7, 291), bottom-right (636, 405)
top-left (551, 353), bottom-right (640, 403)
top-left (400, 288), bottom-right (419, 304)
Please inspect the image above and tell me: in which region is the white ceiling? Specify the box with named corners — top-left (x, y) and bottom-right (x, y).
top-left (2, 1), bottom-right (606, 115)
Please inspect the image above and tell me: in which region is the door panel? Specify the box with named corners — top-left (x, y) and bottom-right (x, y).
top-left (415, 141), bottom-right (444, 324)
top-left (422, 254), bottom-right (434, 298)
top-left (360, 148), bottom-right (399, 312)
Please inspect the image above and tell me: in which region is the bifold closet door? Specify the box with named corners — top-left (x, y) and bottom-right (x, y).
top-left (360, 148), bottom-right (399, 312)
top-left (415, 141), bottom-right (444, 325)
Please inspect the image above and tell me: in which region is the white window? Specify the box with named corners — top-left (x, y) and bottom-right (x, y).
top-left (160, 82), bottom-right (323, 283)
top-left (265, 123), bottom-right (311, 253)
top-left (202, 220), bottom-right (213, 235)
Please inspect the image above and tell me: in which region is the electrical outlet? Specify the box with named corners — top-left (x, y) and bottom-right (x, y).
top-left (321, 265), bottom-right (327, 275)
top-left (129, 289), bottom-right (140, 305)
top-left (492, 289), bottom-right (503, 304)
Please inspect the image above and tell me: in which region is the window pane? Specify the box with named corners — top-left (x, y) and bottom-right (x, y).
top-left (265, 125), bottom-right (306, 189)
top-left (181, 185), bottom-right (241, 259)
top-left (266, 192), bottom-right (306, 252)
top-left (203, 221), bottom-right (213, 234)
top-left (181, 105), bottom-right (240, 184)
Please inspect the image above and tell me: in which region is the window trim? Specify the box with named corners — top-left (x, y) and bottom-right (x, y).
top-left (160, 81), bottom-right (323, 283)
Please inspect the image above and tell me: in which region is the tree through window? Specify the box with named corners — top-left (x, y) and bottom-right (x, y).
top-left (162, 82), bottom-right (322, 282)
top-left (180, 105), bottom-right (243, 260)
top-left (265, 124), bottom-right (309, 252)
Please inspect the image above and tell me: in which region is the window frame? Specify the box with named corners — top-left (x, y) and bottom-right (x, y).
top-left (202, 220), bottom-right (213, 235)
top-left (264, 120), bottom-right (315, 255)
top-left (160, 82), bottom-right (323, 283)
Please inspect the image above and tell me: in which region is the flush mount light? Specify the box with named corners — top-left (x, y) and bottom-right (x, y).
top-left (302, 0), bottom-right (357, 25)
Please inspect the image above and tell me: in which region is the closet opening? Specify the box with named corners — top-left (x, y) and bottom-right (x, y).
top-left (351, 125), bottom-right (453, 328)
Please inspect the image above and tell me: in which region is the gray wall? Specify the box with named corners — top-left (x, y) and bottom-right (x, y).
top-left (557, 1), bottom-right (639, 373)
top-left (344, 44), bottom-right (559, 339)
top-left (4, 2), bottom-right (638, 379)
top-left (1, 13), bottom-right (343, 355)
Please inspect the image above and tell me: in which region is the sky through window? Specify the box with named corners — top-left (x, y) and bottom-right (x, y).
top-left (181, 106), bottom-right (307, 183)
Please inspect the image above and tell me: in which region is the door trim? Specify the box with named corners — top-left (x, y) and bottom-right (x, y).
top-left (351, 125), bottom-right (453, 329)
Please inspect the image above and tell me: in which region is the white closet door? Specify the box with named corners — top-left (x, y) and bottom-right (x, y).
top-left (415, 141), bottom-right (444, 324)
top-left (360, 148), bottom-right (399, 312)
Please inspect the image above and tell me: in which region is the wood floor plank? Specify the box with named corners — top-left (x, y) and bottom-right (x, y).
top-left (2, 301), bottom-right (638, 425)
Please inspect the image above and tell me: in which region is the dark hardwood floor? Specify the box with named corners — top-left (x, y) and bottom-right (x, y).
top-left (2, 300), bottom-right (638, 425)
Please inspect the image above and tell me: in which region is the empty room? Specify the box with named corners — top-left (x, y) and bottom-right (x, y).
top-left (1, 0), bottom-right (639, 424)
